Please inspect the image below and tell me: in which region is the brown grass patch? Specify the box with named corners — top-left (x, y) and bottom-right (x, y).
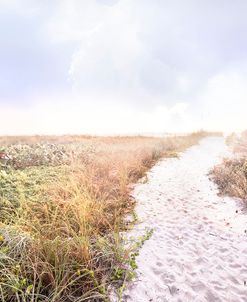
top-left (211, 131), bottom-right (247, 201)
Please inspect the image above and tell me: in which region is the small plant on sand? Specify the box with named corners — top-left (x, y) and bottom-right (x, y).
top-left (112, 228), bottom-right (154, 301)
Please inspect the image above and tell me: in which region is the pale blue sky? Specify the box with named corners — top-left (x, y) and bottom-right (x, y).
top-left (0, 0), bottom-right (247, 134)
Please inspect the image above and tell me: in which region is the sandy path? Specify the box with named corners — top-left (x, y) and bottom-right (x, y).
top-left (121, 137), bottom-right (247, 302)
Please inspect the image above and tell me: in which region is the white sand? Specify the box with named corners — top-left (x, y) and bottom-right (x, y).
top-left (121, 137), bottom-right (247, 302)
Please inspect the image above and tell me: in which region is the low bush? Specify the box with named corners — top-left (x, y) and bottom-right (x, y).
top-left (211, 131), bottom-right (247, 201)
top-left (211, 158), bottom-right (247, 200)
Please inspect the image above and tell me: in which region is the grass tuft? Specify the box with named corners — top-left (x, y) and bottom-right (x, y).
top-left (211, 131), bottom-right (247, 201)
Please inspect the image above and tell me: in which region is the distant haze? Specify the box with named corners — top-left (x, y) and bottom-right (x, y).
top-left (0, 0), bottom-right (246, 135)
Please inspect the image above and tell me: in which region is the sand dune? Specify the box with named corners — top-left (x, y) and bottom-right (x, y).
top-left (121, 137), bottom-right (247, 302)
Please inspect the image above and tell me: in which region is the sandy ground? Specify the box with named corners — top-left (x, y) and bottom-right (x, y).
top-left (121, 137), bottom-right (247, 302)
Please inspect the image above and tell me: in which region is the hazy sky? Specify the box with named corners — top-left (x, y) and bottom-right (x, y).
top-left (0, 0), bottom-right (247, 134)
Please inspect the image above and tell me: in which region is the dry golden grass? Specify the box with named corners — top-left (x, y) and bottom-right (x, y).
top-left (211, 131), bottom-right (247, 201)
top-left (0, 132), bottom-right (207, 301)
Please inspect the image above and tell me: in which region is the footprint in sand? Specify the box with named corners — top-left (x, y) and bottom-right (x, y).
top-left (117, 137), bottom-right (247, 302)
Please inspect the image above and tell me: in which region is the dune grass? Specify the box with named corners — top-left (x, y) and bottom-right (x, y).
top-left (0, 133), bottom-right (207, 301)
top-left (211, 131), bottom-right (247, 201)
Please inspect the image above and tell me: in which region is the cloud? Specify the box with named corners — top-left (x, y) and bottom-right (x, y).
top-left (199, 71), bottom-right (247, 132)
top-left (44, 0), bottom-right (247, 105)
top-left (1, 0), bottom-right (247, 133)
top-left (0, 0), bottom-right (41, 15)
